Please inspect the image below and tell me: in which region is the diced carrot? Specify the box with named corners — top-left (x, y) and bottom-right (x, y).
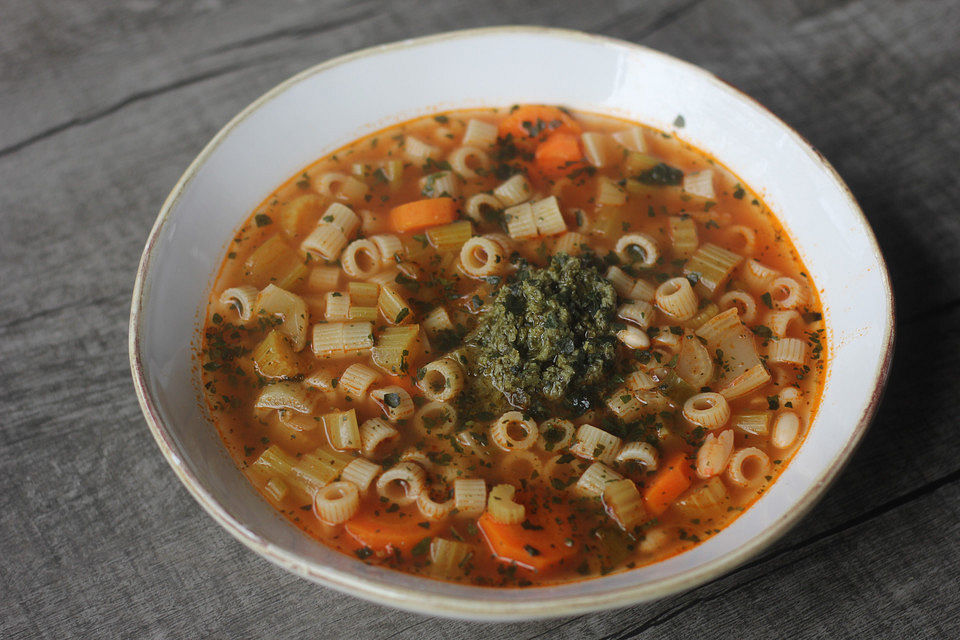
top-left (477, 511), bottom-right (577, 573)
top-left (535, 132), bottom-right (586, 178)
top-left (345, 509), bottom-right (436, 554)
top-left (497, 105), bottom-right (582, 149)
top-left (642, 451), bottom-right (693, 516)
top-left (389, 197), bottom-right (457, 233)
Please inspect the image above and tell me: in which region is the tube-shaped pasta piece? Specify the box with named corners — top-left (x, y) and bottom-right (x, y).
top-left (696, 429), bottom-right (734, 479)
top-left (304, 367), bottom-right (335, 390)
top-left (504, 202), bottom-right (537, 240)
top-left (683, 169), bottom-right (714, 199)
top-left (254, 382), bottom-right (313, 413)
top-left (683, 392), bottom-right (731, 429)
top-left (687, 301), bottom-right (719, 329)
top-left (581, 132), bottom-right (617, 167)
top-left (489, 411), bottom-right (539, 450)
top-left (420, 171), bottom-right (461, 199)
top-left (673, 476), bottom-right (729, 517)
top-left (254, 446), bottom-right (347, 500)
top-left (767, 337), bottom-right (806, 365)
top-left (771, 412), bottom-right (801, 449)
top-left (427, 220), bottom-right (473, 253)
top-left (769, 276), bottom-right (806, 309)
top-left (310, 323), bottom-right (345, 358)
top-left (319, 202), bottom-right (360, 236)
top-left (606, 388), bottom-right (645, 422)
top-left (346, 283), bottom-right (379, 308)
top-left (732, 411), bottom-right (772, 436)
top-left (719, 291), bottom-right (757, 323)
top-left (655, 277), bottom-right (698, 321)
top-left (538, 418), bottom-right (575, 452)
top-left (301, 224), bottom-right (347, 261)
top-left (741, 259), bottom-right (780, 291)
top-left (531, 196), bottom-right (567, 236)
top-left (454, 478), bottom-right (487, 517)
top-left (684, 243), bottom-right (744, 298)
top-left (378, 284), bottom-right (413, 325)
top-left (570, 424), bottom-right (621, 464)
top-left (413, 401), bottom-right (457, 435)
top-left (429, 538), bottom-right (474, 576)
top-left (674, 331), bottom-right (714, 389)
top-left (628, 279), bottom-right (656, 303)
top-left (219, 286), bottom-right (258, 324)
top-left (576, 461), bottom-right (624, 496)
top-left (668, 216), bottom-right (699, 259)
top-left (343, 321), bottom-right (375, 353)
top-left (264, 477), bottom-right (289, 502)
top-left (377, 461), bottom-right (426, 505)
top-left (368, 234), bottom-right (402, 266)
top-left (340, 458), bottom-right (381, 494)
top-left (464, 193), bottom-right (503, 223)
top-left (325, 409), bottom-right (361, 451)
top-left (370, 386), bottom-right (415, 421)
top-left (764, 310), bottom-right (801, 338)
top-left (418, 488), bottom-right (455, 521)
top-left (449, 146), bottom-right (490, 179)
top-left (486, 484), bottom-right (525, 524)
top-left (719, 364), bottom-right (771, 400)
top-left (494, 174), bottom-right (533, 206)
top-left (341, 239), bottom-right (382, 279)
top-left (279, 406), bottom-right (324, 431)
top-left (316, 173), bottom-right (368, 203)
top-left (618, 325), bottom-right (650, 350)
top-left (616, 233), bottom-right (659, 268)
top-left (404, 135), bottom-right (439, 161)
top-left (252, 330), bottom-right (299, 379)
top-left (726, 447), bottom-right (770, 487)
top-left (418, 357), bottom-right (465, 402)
top-left (612, 127), bottom-right (646, 152)
top-left (625, 368), bottom-right (656, 392)
top-left (324, 291), bottom-right (350, 321)
top-left (338, 363), bottom-right (380, 400)
top-left (462, 118), bottom-right (498, 147)
top-left (307, 266), bottom-right (341, 293)
top-left (725, 225), bottom-right (756, 255)
top-left (603, 479), bottom-right (647, 531)
top-left (459, 235), bottom-right (508, 277)
top-left (421, 306), bottom-right (455, 337)
top-left (371, 324), bottom-right (420, 374)
top-left (359, 418), bottom-right (398, 458)
top-left (554, 231), bottom-right (588, 256)
top-left (605, 266), bottom-right (635, 297)
top-left (256, 284), bottom-right (309, 351)
top-left (616, 442), bottom-right (659, 470)
top-left (313, 481), bottom-right (360, 524)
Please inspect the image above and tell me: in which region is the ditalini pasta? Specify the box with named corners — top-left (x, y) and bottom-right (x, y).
top-left (201, 105), bottom-right (827, 588)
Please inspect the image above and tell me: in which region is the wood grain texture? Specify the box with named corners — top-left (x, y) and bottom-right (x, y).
top-left (1, 0), bottom-right (958, 637)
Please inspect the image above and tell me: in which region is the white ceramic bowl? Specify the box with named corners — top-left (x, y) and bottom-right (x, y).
top-left (129, 27), bottom-right (893, 620)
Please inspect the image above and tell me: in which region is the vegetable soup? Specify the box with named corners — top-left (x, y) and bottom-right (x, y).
top-left (200, 105), bottom-right (826, 587)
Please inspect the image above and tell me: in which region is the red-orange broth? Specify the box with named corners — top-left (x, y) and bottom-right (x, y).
top-left (200, 106), bottom-right (826, 587)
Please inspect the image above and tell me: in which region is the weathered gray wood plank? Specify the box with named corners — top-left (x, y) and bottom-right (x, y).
top-left (1, 0), bottom-right (958, 638)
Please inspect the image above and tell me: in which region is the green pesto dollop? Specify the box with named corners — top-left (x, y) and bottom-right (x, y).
top-left (466, 253), bottom-right (619, 416)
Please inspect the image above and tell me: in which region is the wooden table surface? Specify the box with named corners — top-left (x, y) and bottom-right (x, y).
top-left (2, 1), bottom-right (958, 637)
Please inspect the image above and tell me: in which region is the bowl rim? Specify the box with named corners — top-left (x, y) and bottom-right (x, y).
top-left (128, 25), bottom-right (895, 620)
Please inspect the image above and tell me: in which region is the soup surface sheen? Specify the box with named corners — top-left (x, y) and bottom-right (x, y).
top-left (200, 106), bottom-right (826, 587)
